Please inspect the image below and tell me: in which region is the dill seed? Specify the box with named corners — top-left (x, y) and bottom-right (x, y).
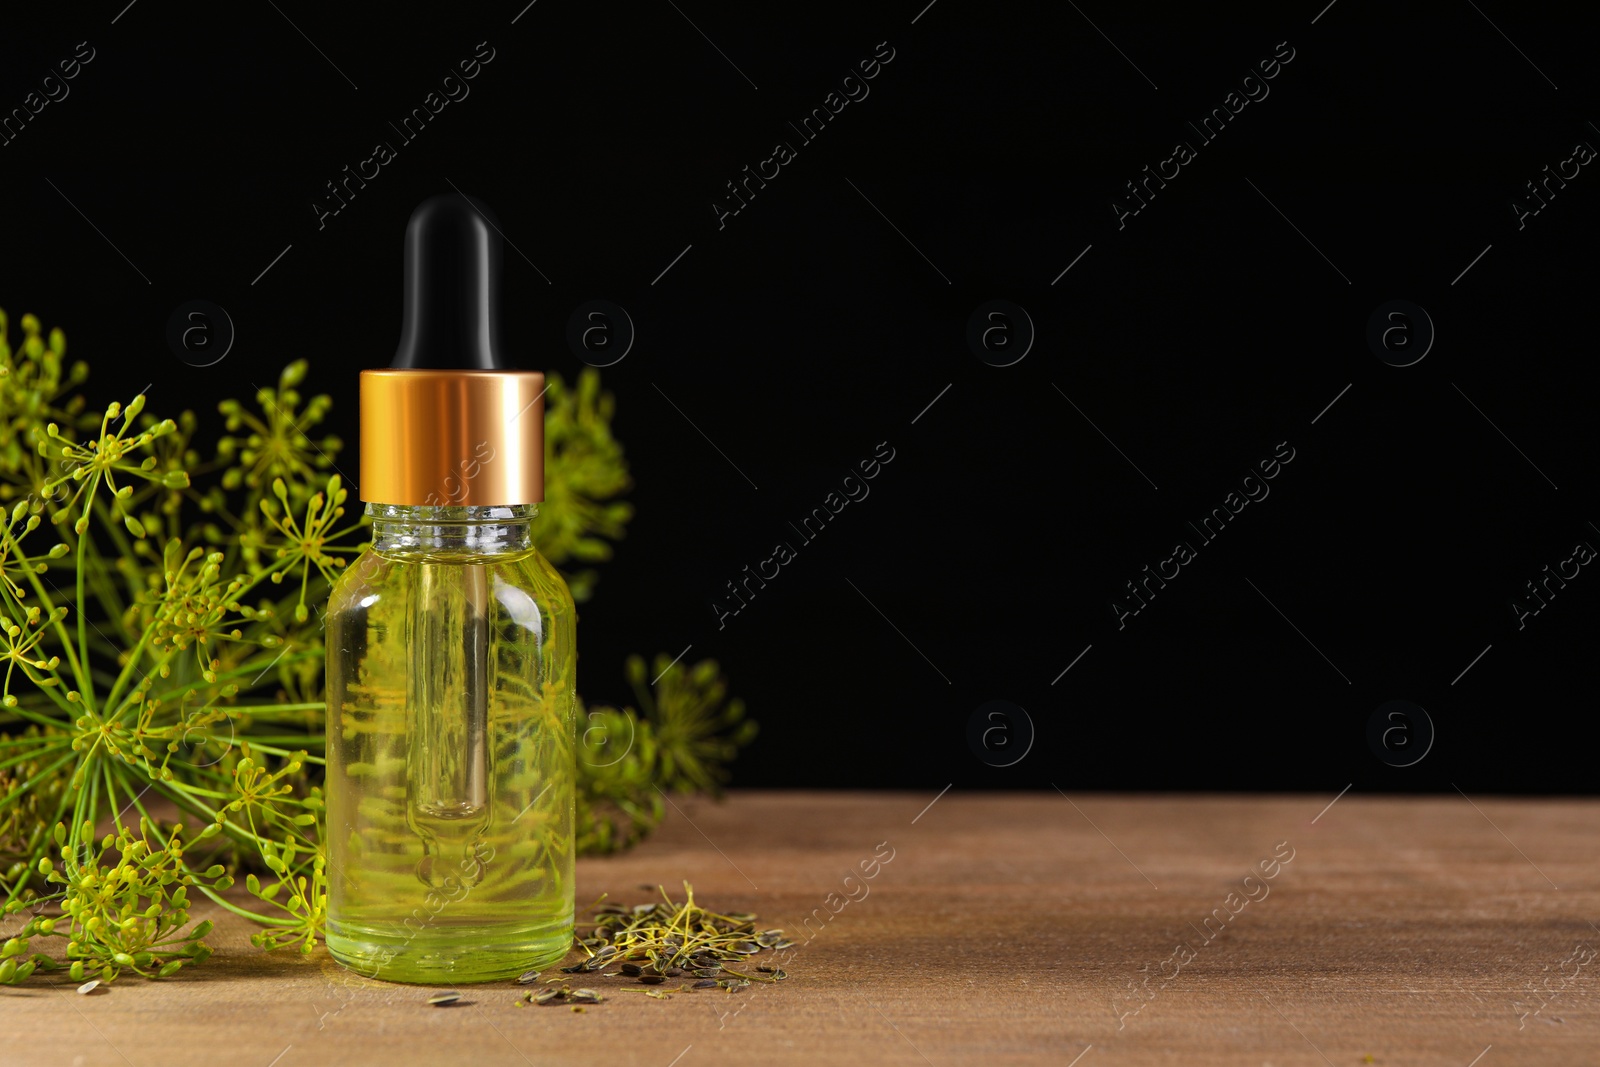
top-left (562, 882), bottom-right (794, 1004)
top-left (426, 992), bottom-right (461, 1006)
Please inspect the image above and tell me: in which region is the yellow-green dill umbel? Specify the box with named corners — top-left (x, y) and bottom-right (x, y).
top-left (0, 306), bottom-right (754, 987)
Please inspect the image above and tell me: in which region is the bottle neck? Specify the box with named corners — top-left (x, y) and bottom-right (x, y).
top-left (368, 503), bottom-right (537, 556)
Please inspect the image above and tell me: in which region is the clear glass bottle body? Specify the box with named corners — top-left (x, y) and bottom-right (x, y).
top-left (324, 503), bottom-right (575, 983)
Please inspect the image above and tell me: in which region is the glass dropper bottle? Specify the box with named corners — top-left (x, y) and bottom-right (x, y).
top-left (323, 193), bottom-right (577, 983)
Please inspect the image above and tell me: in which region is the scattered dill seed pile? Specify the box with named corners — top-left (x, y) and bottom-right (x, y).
top-left (514, 882), bottom-right (790, 1005)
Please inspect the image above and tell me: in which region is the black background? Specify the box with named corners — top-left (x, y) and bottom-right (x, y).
top-left (2, 2), bottom-right (1594, 794)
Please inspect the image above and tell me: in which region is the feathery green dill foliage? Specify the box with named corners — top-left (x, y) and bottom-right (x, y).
top-left (0, 307), bottom-right (754, 985)
top-left (576, 654), bottom-right (758, 854)
top-left (539, 371), bottom-right (633, 603)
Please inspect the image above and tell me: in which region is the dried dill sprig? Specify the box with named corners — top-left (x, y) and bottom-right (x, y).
top-left (0, 306), bottom-right (754, 985)
top-left (540, 882), bottom-right (790, 1001)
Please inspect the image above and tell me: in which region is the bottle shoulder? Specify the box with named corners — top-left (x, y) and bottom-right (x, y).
top-left (327, 544), bottom-right (575, 615)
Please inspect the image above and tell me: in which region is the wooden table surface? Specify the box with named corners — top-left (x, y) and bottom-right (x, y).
top-left (4, 790), bottom-right (1597, 1066)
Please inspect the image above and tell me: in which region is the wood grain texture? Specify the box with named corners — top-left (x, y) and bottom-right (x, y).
top-left (3, 791), bottom-right (1597, 1066)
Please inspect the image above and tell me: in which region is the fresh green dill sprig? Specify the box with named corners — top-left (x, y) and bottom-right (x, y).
top-left (0, 306), bottom-right (754, 986)
top-left (2, 817), bottom-right (227, 984)
top-left (536, 371), bottom-right (633, 602)
top-left (576, 654), bottom-right (758, 854)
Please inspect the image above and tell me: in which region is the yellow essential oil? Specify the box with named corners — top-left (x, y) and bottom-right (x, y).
top-left (324, 193), bottom-right (575, 983)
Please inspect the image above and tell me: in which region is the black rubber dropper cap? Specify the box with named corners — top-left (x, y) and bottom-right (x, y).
top-left (392, 193), bottom-right (506, 370)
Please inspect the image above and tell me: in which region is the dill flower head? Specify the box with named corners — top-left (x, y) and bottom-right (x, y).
top-left (0, 306), bottom-right (756, 987)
